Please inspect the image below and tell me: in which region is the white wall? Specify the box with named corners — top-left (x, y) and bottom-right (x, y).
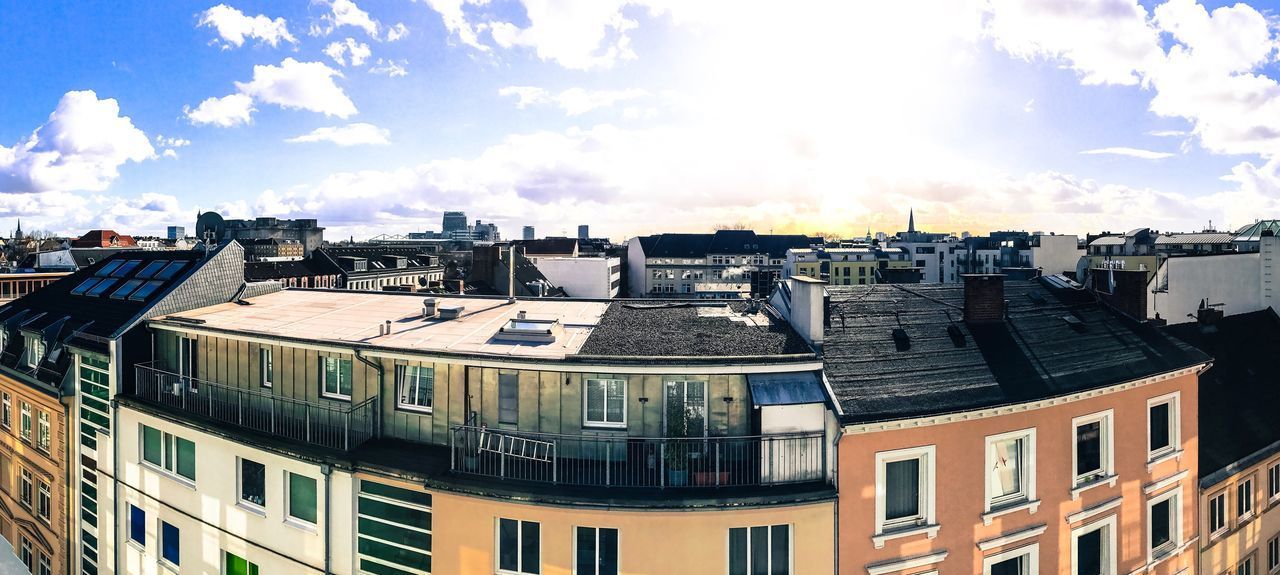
top-left (626, 238), bottom-right (647, 297)
top-left (533, 256), bottom-right (620, 298)
top-left (1149, 253), bottom-right (1261, 324)
top-left (1031, 234), bottom-right (1084, 276)
top-left (117, 407), bottom-right (353, 575)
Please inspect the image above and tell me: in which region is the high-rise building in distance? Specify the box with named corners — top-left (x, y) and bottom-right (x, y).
top-left (523, 226), bottom-right (535, 240)
top-left (578, 224), bottom-right (590, 239)
top-left (442, 211), bottom-right (468, 235)
top-left (167, 225), bottom-right (185, 240)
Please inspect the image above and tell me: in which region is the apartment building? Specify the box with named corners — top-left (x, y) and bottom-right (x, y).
top-left (317, 247), bottom-right (446, 291)
top-left (0, 243), bottom-right (252, 575)
top-left (783, 246), bottom-right (915, 285)
top-left (1163, 309), bottom-right (1280, 575)
top-left (626, 230), bottom-right (819, 298)
top-left (104, 288), bottom-right (838, 575)
top-left (770, 274), bottom-right (1210, 574)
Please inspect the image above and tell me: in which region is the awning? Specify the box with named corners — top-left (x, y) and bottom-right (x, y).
top-left (748, 371), bottom-right (826, 406)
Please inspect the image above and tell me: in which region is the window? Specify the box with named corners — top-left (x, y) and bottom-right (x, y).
top-left (1240, 477), bottom-right (1255, 520)
top-left (728, 524), bottom-right (789, 575)
top-left (1, 392), bottom-right (10, 429)
top-left (19, 402), bottom-right (30, 442)
top-left (140, 425), bottom-right (196, 482)
top-left (321, 357), bottom-right (352, 399)
top-left (1209, 491), bottom-right (1227, 534)
top-left (24, 335), bottom-right (43, 368)
top-left (259, 348), bottom-right (273, 388)
top-left (584, 379), bottom-right (625, 428)
top-left (1147, 393), bottom-right (1179, 460)
top-left (985, 428), bottom-right (1035, 511)
top-left (497, 518), bottom-right (540, 575)
top-left (238, 459), bottom-right (265, 508)
top-left (36, 411), bottom-right (49, 452)
top-left (356, 480), bottom-right (433, 575)
top-left (396, 364), bottom-right (434, 412)
top-left (875, 446), bottom-right (935, 536)
top-left (37, 480), bottom-right (50, 522)
top-left (576, 527), bottom-right (618, 575)
top-left (983, 543), bottom-right (1039, 575)
top-left (498, 373), bottom-right (519, 426)
top-left (1147, 488), bottom-right (1182, 561)
top-left (19, 468), bottom-right (31, 507)
top-left (37, 553), bottom-right (50, 575)
top-left (1072, 515), bottom-right (1117, 575)
top-left (223, 551), bottom-right (259, 575)
top-left (287, 472), bottom-right (317, 525)
top-left (19, 536), bottom-right (31, 571)
top-left (1269, 536), bottom-right (1279, 573)
top-left (130, 504), bottom-right (146, 546)
top-left (177, 336), bottom-right (197, 384)
top-left (1073, 411), bottom-right (1113, 486)
top-left (1239, 556), bottom-right (1255, 575)
top-left (1270, 462), bottom-right (1280, 502)
top-left (161, 521), bottom-right (180, 567)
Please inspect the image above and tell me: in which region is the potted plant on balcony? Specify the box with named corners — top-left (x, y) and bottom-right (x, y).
top-left (665, 441), bottom-right (689, 486)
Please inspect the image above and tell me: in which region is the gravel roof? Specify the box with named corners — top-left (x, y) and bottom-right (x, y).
top-left (577, 301), bottom-right (813, 359)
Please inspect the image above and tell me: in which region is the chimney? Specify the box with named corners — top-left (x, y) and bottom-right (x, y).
top-left (1262, 229), bottom-right (1278, 312)
top-left (1091, 268), bottom-right (1149, 320)
top-left (963, 274), bottom-right (1006, 323)
top-left (787, 276), bottom-right (827, 349)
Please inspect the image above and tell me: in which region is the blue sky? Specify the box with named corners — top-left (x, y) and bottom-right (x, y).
top-left (1, 0), bottom-right (1280, 240)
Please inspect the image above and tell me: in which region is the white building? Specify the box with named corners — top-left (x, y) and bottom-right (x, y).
top-left (528, 256), bottom-right (622, 298)
top-left (627, 230), bottom-right (819, 298)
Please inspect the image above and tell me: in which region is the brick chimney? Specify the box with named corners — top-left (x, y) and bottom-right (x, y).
top-left (963, 274), bottom-right (1006, 323)
top-left (1092, 268), bottom-right (1148, 320)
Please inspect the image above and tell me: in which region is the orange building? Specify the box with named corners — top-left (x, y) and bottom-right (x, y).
top-left (770, 275), bottom-right (1211, 575)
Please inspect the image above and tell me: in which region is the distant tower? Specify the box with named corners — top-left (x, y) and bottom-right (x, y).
top-left (907, 208), bottom-right (916, 234)
top-left (523, 226), bottom-right (535, 241)
top-left (13, 218), bottom-right (22, 241)
top-left (578, 225), bottom-right (589, 239)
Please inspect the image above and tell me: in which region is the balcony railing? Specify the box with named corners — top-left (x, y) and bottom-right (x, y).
top-left (450, 425), bottom-right (827, 489)
top-left (133, 363), bottom-right (376, 451)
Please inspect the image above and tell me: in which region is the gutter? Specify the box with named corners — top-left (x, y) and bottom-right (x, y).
top-left (321, 463), bottom-right (332, 575)
top-left (353, 349), bottom-right (383, 439)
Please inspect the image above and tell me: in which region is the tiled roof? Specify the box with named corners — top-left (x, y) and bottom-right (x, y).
top-left (638, 231), bottom-right (817, 258)
top-left (1154, 233), bottom-right (1234, 245)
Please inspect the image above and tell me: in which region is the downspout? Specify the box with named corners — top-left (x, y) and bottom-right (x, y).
top-left (111, 339), bottom-right (122, 575)
top-left (321, 463), bottom-right (332, 575)
top-left (62, 395), bottom-right (72, 575)
top-left (353, 348), bottom-right (383, 437)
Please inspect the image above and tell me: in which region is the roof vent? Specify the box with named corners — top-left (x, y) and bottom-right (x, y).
top-left (891, 328), bottom-right (910, 351)
top-left (1061, 314), bottom-right (1085, 331)
top-left (438, 304), bottom-right (465, 320)
top-left (422, 298), bottom-right (438, 318)
top-left (946, 324), bottom-right (966, 347)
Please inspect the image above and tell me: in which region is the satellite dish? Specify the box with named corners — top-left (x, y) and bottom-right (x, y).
top-left (195, 211), bottom-right (226, 243)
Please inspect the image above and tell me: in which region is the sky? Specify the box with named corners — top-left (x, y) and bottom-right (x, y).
top-left (3, 0), bottom-right (1280, 241)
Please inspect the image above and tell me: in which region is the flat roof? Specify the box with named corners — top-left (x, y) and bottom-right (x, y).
top-left (152, 290), bottom-right (609, 360)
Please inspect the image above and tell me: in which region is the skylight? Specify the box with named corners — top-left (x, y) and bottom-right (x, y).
top-left (111, 260), bottom-right (142, 277)
top-left (95, 260), bottom-right (124, 277)
top-left (135, 260), bottom-right (167, 279)
top-left (110, 279), bottom-right (144, 300)
top-left (152, 261), bottom-right (186, 280)
top-left (127, 280), bottom-right (164, 302)
top-left (70, 278), bottom-right (101, 296)
top-left (86, 278), bottom-right (119, 297)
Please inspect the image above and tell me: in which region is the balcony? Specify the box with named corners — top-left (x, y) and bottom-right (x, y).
top-left (132, 363), bottom-right (376, 451)
top-left (450, 425), bottom-right (828, 489)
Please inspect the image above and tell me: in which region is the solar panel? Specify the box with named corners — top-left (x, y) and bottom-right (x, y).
top-left (86, 278), bottom-right (119, 297)
top-left (70, 278), bottom-right (101, 296)
top-left (127, 280), bottom-right (165, 302)
top-left (111, 260), bottom-right (142, 277)
top-left (109, 279), bottom-right (144, 300)
top-left (135, 260), bottom-right (168, 279)
top-left (95, 260), bottom-right (124, 277)
top-left (152, 261), bottom-right (187, 280)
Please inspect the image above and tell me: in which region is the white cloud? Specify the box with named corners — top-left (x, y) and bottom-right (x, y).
top-left (500, 86), bottom-right (647, 116)
top-left (1022, 99), bottom-right (1034, 113)
top-left (312, 0), bottom-right (380, 38)
top-left (1080, 147), bottom-right (1175, 160)
top-left (184, 93), bottom-right (256, 126)
top-left (285, 123), bottom-right (390, 146)
top-left (386, 22), bottom-right (409, 42)
top-left (198, 4), bottom-right (297, 48)
top-left (420, 0), bottom-right (488, 50)
top-left (1148, 129), bottom-right (1189, 137)
top-left (324, 38), bottom-right (372, 66)
top-left (0, 91), bottom-right (155, 194)
top-left (154, 135), bottom-right (191, 148)
top-left (162, 149), bottom-right (179, 159)
top-left (235, 58), bottom-right (357, 118)
top-left (369, 58), bottom-right (408, 77)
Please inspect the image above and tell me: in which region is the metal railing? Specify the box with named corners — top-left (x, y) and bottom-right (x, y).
top-left (450, 425), bottom-right (827, 489)
top-left (133, 363), bottom-right (376, 451)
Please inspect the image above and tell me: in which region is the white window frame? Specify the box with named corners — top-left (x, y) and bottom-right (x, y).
top-left (259, 347), bottom-right (273, 388)
top-left (321, 356), bottom-right (351, 400)
top-left (159, 519), bottom-right (180, 569)
top-left (982, 542), bottom-right (1039, 575)
top-left (24, 334), bottom-right (42, 369)
top-left (1270, 461), bottom-right (1280, 505)
top-left (19, 402), bottom-right (30, 442)
top-left (983, 428), bottom-right (1037, 515)
top-left (1267, 535), bottom-right (1279, 574)
top-left (396, 364), bottom-right (434, 413)
top-left (873, 445), bottom-right (937, 545)
top-left (36, 479), bottom-right (50, 523)
top-left (1071, 409), bottom-right (1115, 490)
top-left (1071, 514), bottom-right (1118, 575)
top-left (1, 392), bottom-right (9, 429)
top-left (285, 471), bottom-right (318, 529)
top-left (18, 468), bottom-right (31, 508)
top-left (726, 524), bottom-right (792, 575)
top-left (1239, 476), bottom-right (1256, 523)
top-left (582, 378), bottom-right (626, 429)
top-left (236, 457), bottom-right (266, 512)
top-left (1146, 486), bottom-right (1183, 563)
top-left (574, 526), bottom-right (620, 575)
top-left (138, 424), bottom-right (197, 484)
top-left (495, 518), bottom-right (541, 575)
top-left (1146, 392), bottom-right (1180, 463)
top-left (35, 410), bottom-right (49, 453)
top-left (1209, 490), bottom-right (1228, 537)
top-left (1241, 555), bottom-right (1256, 575)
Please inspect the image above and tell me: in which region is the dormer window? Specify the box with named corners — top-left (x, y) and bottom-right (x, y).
top-left (24, 335), bottom-right (42, 369)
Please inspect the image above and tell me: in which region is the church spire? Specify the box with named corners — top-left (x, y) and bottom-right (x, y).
top-left (908, 208), bottom-right (915, 233)
top-left (14, 218), bottom-right (22, 241)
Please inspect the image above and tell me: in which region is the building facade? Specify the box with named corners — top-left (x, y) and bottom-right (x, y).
top-left (626, 230), bottom-right (819, 298)
top-left (0, 367), bottom-right (67, 575)
top-left (223, 217), bottom-right (326, 257)
top-left (784, 246), bottom-right (914, 285)
top-left (527, 256), bottom-right (622, 298)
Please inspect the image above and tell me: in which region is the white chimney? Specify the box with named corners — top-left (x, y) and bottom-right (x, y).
top-left (1262, 231), bottom-right (1278, 312)
top-left (787, 276), bottom-right (826, 349)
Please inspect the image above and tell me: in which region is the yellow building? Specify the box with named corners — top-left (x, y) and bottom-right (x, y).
top-left (785, 246), bottom-right (914, 286)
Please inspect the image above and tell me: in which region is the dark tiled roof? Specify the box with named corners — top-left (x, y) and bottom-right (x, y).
top-left (638, 231), bottom-right (817, 259)
top-left (824, 279), bottom-right (1209, 424)
top-left (317, 247), bottom-right (442, 275)
top-left (244, 258), bottom-right (342, 281)
top-left (1163, 310), bottom-right (1280, 482)
top-left (513, 238), bottom-right (578, 255)
top-left (576, 302), bottom-right (813, 359)
top-left (71, 229), bottom-right (137, 248)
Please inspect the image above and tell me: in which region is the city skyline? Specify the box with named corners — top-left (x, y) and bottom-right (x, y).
top-left (4, 1), bottom-right (1280, 240)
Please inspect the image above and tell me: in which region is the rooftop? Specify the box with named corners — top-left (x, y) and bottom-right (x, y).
top-left (1154, 232), bottom-right (1235, 245)
top-left (578, 301), bottom-right (812, 359)
top-left (638, 231), bottom-right (818, 259)
top-left (1163, 309), bottom-right (1280, 484)
top-left (823, 278), bottom-right (1209, 424)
